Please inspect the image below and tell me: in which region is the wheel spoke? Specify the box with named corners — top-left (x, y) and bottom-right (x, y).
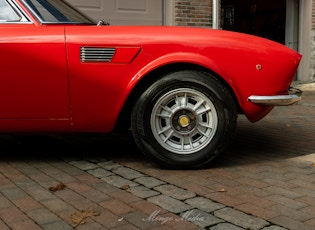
top-left (193, 99), bottom-right (205, 110)
top-left (156, 112), bottom-right (171, 119)
top-left (196, 107), bottom-right (211, 115)
top-left (159, 104), bottom-right (172, 113)
top-left (197, 127), bottom-right (211, 138)
top-left (187, 135), bottom-right (194, 149)
top-left (163, 129), bottom-right (174, 143)
top-left (183, 93), bottom-right (188, 107)
top-left (157, 125), bottom-right (172, 135)
top-left (198, 121), bottom-right (214, 129)
top-left (180, 136), bottom-right (185, 150)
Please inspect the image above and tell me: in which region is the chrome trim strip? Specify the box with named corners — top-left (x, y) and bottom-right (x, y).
top-left (6, 0), bottom-right (32, 23)
top-left (248, 87), bottom-right (302, 106)
top-left (20, 0), bottom-right (44, 23)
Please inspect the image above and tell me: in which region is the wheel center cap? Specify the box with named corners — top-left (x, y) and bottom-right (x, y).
top-left (178, 115), bottom-right (190, 127)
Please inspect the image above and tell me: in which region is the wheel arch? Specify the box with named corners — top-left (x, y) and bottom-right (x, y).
top-left (113, 62), bottom-right (242, 132)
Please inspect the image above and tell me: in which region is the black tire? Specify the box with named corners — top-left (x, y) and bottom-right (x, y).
top-left (131, 70), bottom-right (237, 169)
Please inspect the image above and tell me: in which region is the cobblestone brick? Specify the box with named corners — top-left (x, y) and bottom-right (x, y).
top-left (214, 207), bottom-right (270, 230)
top-left (12, 196), bottom-right (42, 212)
top-left (262, 226), bottom-right (288, 230)
top-left (264, 186), bottom-right (304, 199)
top-left (26, 188), bottom-right (57, 202)
top-left (266, 194), bottom-right (308, 209)
top-left (185, 196), bottom-right (225, 213)
top-left (180, 209), bottom-right (224, 228)
top-left (99, 199), bottom-right (135, 215)
top-left (134, 176), bottom-right (166, 188)
top-left (69, 160), bottom-right (98, 171)
top-left (41, 220), bottom-right (73, 230)
top-left (128, 185), bottom-right (160, 198)
top-left (87, 168), bottom-right (113, 178)
top-left (154, 184), bottom-right (196, 200)
top-left (0, 195), bottom-right (14, 209)
top-left (9, 219), bottom-right (42, 230)
top-left (123, 211), bottom-right (161, 229)
top-left (102, 175), bottom-right (138, 188)
top-left (268, 204), bottom-right (313, 222)
top-left (270, 215), bottom-right (315, 230)
top-left (112, 166), bottom-right (145, 180)
top-left (148, 195), bottom-right (192, 214)
top-left (27, 208), bottom-right (61, 225)
top-left (0, 206), bottom-right (29, 223)
top-left (209, 223), bottom-right (244, 230)
top-left (98, 160), bottom-right (121, 170)
top-left (235, 203), bottom-right (279, 220)
top-left (41, 198), bottom-right (71, 213)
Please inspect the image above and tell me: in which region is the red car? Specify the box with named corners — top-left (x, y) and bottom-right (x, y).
top-left (1, 0), bottom-right (302, 168)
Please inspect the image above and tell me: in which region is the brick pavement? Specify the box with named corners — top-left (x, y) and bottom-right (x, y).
top-left (0, 82), bottom-right (314, 230)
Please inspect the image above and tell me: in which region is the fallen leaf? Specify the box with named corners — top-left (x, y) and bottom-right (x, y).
top-left (218, 188), bottom-right (226, 192)
top-left (71, 208), bottom-right (100, 227)
top-left (121, 184), bottom-right (130, 190)
top-left (49, 182), bottom-right (66, 192)
top-left (118, 217), bottom-right (124, 221)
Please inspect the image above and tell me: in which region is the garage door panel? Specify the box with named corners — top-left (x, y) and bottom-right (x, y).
top-left (67, 0), bottom-right (101, 8)
top-left (116, 0), bottom-right (147, 11)
top-left (67, 0), bottom-right (162, 25)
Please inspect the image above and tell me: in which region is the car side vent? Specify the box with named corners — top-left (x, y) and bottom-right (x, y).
top-left (80, 47), bottom-right (116, 62)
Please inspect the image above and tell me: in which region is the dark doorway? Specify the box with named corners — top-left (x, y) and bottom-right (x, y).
top-left (221, 0), bottom-right (286, 44)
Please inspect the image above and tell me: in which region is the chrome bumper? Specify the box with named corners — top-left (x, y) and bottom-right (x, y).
top-left (248, 87), bottom-right (302, 106)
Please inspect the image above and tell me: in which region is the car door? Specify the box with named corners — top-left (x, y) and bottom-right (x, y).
top-left (0, 23), bottom-right (70, 119)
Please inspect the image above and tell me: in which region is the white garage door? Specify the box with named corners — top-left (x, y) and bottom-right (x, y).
top-left (66, 0), bottom-right (163, 25)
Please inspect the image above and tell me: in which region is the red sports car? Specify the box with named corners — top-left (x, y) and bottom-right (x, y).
top-left (1, 0), bottom-right (302, 168)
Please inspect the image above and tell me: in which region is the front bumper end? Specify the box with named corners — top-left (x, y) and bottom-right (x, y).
top-left (248, 87), bottom-right (302, 106)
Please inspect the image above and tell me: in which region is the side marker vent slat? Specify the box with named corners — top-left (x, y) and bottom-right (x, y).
top-left (80, 47), bottom-right (116, 62)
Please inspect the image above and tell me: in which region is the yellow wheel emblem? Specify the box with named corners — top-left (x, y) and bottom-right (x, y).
top-left (178, 115), bottom-right (190, 127)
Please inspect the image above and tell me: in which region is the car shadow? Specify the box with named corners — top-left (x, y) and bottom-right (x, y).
top-left (0, 132), bottom-right (141, 162)
top-left (0, 114), bottom-right (313, 169)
